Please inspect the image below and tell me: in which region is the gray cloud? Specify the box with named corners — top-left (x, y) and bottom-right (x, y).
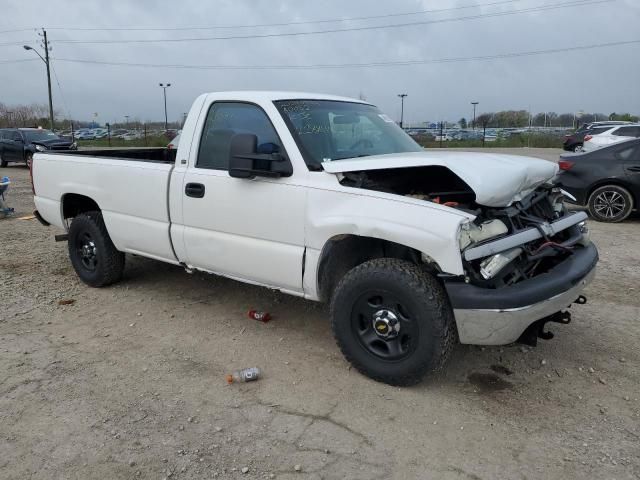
top-left (1, 0), bottom-right (638, 124)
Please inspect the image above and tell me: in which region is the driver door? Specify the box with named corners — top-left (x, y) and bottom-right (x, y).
top-left (179, 101), bottom-right (306, 293)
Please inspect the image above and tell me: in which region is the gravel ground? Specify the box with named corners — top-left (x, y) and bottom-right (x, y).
top-left (1, 151), bottom-right (639, 479)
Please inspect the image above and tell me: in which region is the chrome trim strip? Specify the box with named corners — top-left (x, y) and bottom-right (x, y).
top-left (454, 267), bottom-right (595, 345)
top-left (464, 211), bottom-right (588, 261)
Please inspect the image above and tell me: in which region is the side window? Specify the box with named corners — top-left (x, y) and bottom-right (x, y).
top-left (196, 102), bottom-right (283, 170)
top-left (11, 131), bottom-right (22, 142)
top-left (0, 130), bottom-right (5, 140)
top-left (613, 127), bottom-right (633, 137)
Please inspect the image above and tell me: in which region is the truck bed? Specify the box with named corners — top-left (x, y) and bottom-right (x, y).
top-left (33, 150), bottom-right (179, 264)
top-left (47, 147), bottom-right (177, 163)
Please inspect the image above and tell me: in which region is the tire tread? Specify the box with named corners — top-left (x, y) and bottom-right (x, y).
top-left (68, 211), bottom-right (125, 287)
top-left (330, 258), bottom-right (456, 386)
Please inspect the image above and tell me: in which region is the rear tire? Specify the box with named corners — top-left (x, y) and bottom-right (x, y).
top-left (0, 151), bottom-right (6, 168)
top-left (587, 185), bottom-right (633, 223)
top-left (573, 144), bottom-right (583, 152)
top-left (68, 211), bottom-right (125, 287)
top-left (330, 258), bottom-right (457, 386)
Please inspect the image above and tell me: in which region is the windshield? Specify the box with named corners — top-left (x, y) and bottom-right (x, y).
top-left (274, 100), bottom-right (422, 168)
top-left (23, 130), bottom-right (59, 142)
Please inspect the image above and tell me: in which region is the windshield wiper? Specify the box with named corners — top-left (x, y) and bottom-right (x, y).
top-left (332, 154), bottom-right (373, 161)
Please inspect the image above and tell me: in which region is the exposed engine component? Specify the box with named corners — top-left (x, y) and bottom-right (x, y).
top-left (459, 219), bottom-right (508, 250)
top-left (339, 166), bottom-right (587, 290)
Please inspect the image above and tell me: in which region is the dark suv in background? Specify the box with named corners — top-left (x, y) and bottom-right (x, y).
top-left (562, 121), bottom-right (632, 152)
top-left (0, 128), bottom-right (76, 167)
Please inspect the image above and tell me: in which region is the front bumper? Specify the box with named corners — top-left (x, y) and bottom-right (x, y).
top-left (445, 243), bottom-right (598, 345)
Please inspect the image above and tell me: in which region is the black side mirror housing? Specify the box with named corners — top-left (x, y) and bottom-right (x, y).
top-left (228, 133), bottom-right (292, 179)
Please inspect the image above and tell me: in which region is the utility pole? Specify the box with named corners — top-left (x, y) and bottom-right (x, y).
top-left (159, 83), bottom-right (171, 131)
top-left (43, 30), bottom-right (54, 131)
top-left (397, 93), bottom-right (407, 129)
top-left (124, 115), bottom-right (130, 127)
top-left (23, 28), bottom-right (54, 131)
top-left (471, 102), bottom-right (479, 130)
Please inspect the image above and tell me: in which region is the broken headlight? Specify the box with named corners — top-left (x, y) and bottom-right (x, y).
top-left (459, 219), bottom-right (508, 250)
top-left (479, 248), bottom-right (522, 280)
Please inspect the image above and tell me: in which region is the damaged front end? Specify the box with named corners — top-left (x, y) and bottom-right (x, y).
top-left (336, 159), bottom-right (598, 346)
top-left (458, 185), bottom-right (591, 289)
top-left (447, 186), bottom-right (598, 346)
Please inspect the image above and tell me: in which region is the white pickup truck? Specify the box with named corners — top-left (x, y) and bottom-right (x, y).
top-left (32, 91), bottom-right (598, 385)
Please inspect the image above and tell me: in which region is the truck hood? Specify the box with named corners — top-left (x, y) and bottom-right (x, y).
top-left (322, 151), bottom-right (559, 207)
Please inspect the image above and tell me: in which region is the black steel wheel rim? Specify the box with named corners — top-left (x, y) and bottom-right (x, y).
top-left (77, 232), bottom-right (98, 271)
top-left (594, 190), bottom-right (626, 219)
top-left (351, 290), bottom-right (418, 361)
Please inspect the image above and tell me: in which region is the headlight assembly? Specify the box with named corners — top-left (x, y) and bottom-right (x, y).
top-left (34, 144), bottom-right (47, 152)
top-left (479, 248), bottom-right (522, 280)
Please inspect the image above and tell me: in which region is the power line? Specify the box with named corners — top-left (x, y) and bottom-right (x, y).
top-left (38, 0), bottom-right (536, 31)
top-left (51, 0), bottom-right (611, 45)
top-left (0, 58), bottom-right (39, 64)
top-left (0, 28), bottom-right (34, 34)
top-left (0, 41), bottom-right (32, 47)
top-left (50, 61), bottom-right (73, 122)
top-left (49, 39), bottom-right (640, 71)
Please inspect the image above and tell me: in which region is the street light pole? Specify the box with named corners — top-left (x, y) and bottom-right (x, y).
top-left (23, 29), bottom-right (55, 131)
top-left (397, 94), bottom-right (407, 129)
top-left (159, 83), bottom-right (171, 131)
top-left (124, 115), bottom-right (130, 127)
top-left (471, 102), bottom-right (479, 130)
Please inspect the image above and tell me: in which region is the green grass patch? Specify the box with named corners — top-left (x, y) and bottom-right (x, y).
top-left (415, 134), bottom-right (563, 149)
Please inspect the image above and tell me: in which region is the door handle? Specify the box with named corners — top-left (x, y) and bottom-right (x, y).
top-left (185, 182), bottom-right (205, 198)
top-left (627, 166), bottom-right (640, 172)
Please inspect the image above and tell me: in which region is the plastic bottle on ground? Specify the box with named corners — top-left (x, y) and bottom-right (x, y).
top-left (226, 367), bottom-right (262, 384)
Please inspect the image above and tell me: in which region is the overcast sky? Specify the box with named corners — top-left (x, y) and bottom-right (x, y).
top-left (1, 0), bottom-right (639, 125)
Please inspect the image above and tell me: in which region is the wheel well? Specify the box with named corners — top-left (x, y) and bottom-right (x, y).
top-left (62, 193), bottom-right (101, 219)
top-left (316, 235), bottom-right (437, 302)
top-left (587, 181), bottom-right (636, 205)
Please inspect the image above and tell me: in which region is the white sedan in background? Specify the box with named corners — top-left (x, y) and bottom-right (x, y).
top-left (582, 124), bottom-right (640, 152)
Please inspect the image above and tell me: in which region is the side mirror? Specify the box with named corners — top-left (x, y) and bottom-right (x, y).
top-left (228, 133), bottom-right (292, 179)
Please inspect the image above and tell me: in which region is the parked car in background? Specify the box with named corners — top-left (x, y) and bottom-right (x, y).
top-left (0, 128), bottom-right (76, 167)
top-left (434, 133), bottom-right (453, 142)
top-left (563, 121), bottom-right (632, 152)
top-left (582, 124), bottom-right (640, 152)
top-left (556, 138), bottom-right (640, 222)
top-left (112, 129), bottom-right (129, 139)
top-left (75, 130), bottom-right (95, 140)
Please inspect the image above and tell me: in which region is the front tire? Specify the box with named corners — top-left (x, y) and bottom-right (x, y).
top-left (587, 185), bottom-right (633, 223)
top-left (573, 144), bottom-right (583, 152)
top-left (25, 152), bottom-right (33, 169)
top-left (68, 211), bottom-right (125, 287)
top-left (0, 151), bottom-right (6, 168)
top-left (330, 258), bottom-right (457, 386)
